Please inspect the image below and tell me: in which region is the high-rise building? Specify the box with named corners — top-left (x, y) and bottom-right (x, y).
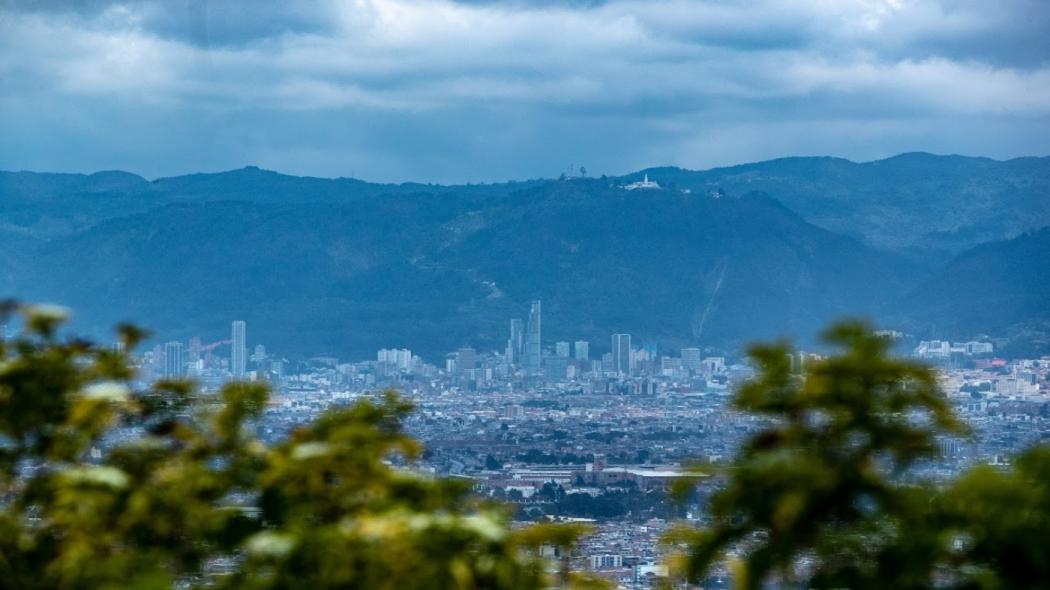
top-left (545, 356), bottom-right (570, 380)
top-left (574, 340), bottom-right (589, 361)
top-left (378, 348), bottom-right (413, 371)
top-left (231, 320), bottom-right (247, 378)
top-left (661, 356), bottom-right (680, 374)
top-left (525, 300), bottom-right (542, 372)
top-left (395, 348), bottom-right (413, 370)
top-left (681, 347), bottom-right (702, 373)
top-left (507, 318), bottom-right (524, 365)
top-left (187, 336), bottom-right (202, 364)
top-left (163, 341), bottom-right (185, 378)
top-left (150, 344), bottom-right (164, 374)
top-left (612, 333), bottom-right (632, 376)
top-left (703, 356), bottom-right (726, 374)
top-left (456, 347), bottom-right (477, 374)
top-left (555, 341), bottom-right (570, 357)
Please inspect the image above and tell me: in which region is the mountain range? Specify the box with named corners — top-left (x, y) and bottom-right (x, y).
top-left (1, 153), bottom-right (1048, 358)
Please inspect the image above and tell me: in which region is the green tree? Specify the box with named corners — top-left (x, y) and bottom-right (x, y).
top-left (0, 303), bottom-right (605, 590)
top-left (669, 320), bottom-right (1050, 589)
top-left (485, 454), bottom-right (504, 471)
top-left (938, 446), bottom-right (1050, 589)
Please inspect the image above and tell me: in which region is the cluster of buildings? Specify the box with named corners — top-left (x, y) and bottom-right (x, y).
top-left (573, 521), bottom-right (672, 588)
top-left (475, 454), bottom-right (697, 498)
top-left (120, 308), bottom-right (1049, 589)
top-left (915, 339), bottom-right (995, 358)
top-left (375, 300), bottom-right (731, 393)
top-left (942, 357), bottom-right (1050, 405)
top-left (143, 320), bottom-right (285, 387)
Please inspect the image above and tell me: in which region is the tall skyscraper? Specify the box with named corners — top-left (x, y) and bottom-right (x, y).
top-left (612, 333), bottom-right (632, 376)
top-left (525, 300), bottom-right (542, 372)
top-left (555, 341), bottom-right (570, 357)
top-left (681, 347), bottom-right (702, 373)
top-left (507, 318), bottom-right (524, 365)
top-left (163, 341), bottom-right (185, 378)
top-left (231, 320), bottom-right (247, 378)
top-left (574, 340), bottom-right (589, 361)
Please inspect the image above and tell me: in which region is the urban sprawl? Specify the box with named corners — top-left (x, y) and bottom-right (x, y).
top-left (130, 302), bottom-right (1048, 588)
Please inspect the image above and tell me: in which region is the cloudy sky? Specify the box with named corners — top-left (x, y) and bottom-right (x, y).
top-left (1, 0), bottom-right (1048, 182)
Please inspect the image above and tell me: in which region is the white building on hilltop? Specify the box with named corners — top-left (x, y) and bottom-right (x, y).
top-left (622, 174), bottom-right (660, 190)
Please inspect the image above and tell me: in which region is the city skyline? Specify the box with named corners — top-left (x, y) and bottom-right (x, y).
top-left (139, 298), bottom-right (1002, 390)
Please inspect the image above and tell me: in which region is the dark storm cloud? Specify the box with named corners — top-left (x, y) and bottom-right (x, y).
top-left (0, 0), bottom-right (1047, 182)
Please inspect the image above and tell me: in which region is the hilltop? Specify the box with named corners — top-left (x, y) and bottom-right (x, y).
top-left (2, 154), bottom-right (1048, 356)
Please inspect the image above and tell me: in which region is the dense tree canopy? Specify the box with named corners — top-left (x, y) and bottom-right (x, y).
top-left (670, 321), bottom-right (1050, 590)
top-left (0, 303), bottom-right (602, 589)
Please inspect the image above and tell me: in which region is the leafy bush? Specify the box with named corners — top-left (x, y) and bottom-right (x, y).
top-left (669, 321), bottom-right (1050, 590)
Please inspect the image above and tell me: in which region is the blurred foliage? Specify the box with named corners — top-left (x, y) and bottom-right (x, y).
top-left (0, 303), bottom-right (607, 590)
top-left (668, 320), bottom-right (1050, 589)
